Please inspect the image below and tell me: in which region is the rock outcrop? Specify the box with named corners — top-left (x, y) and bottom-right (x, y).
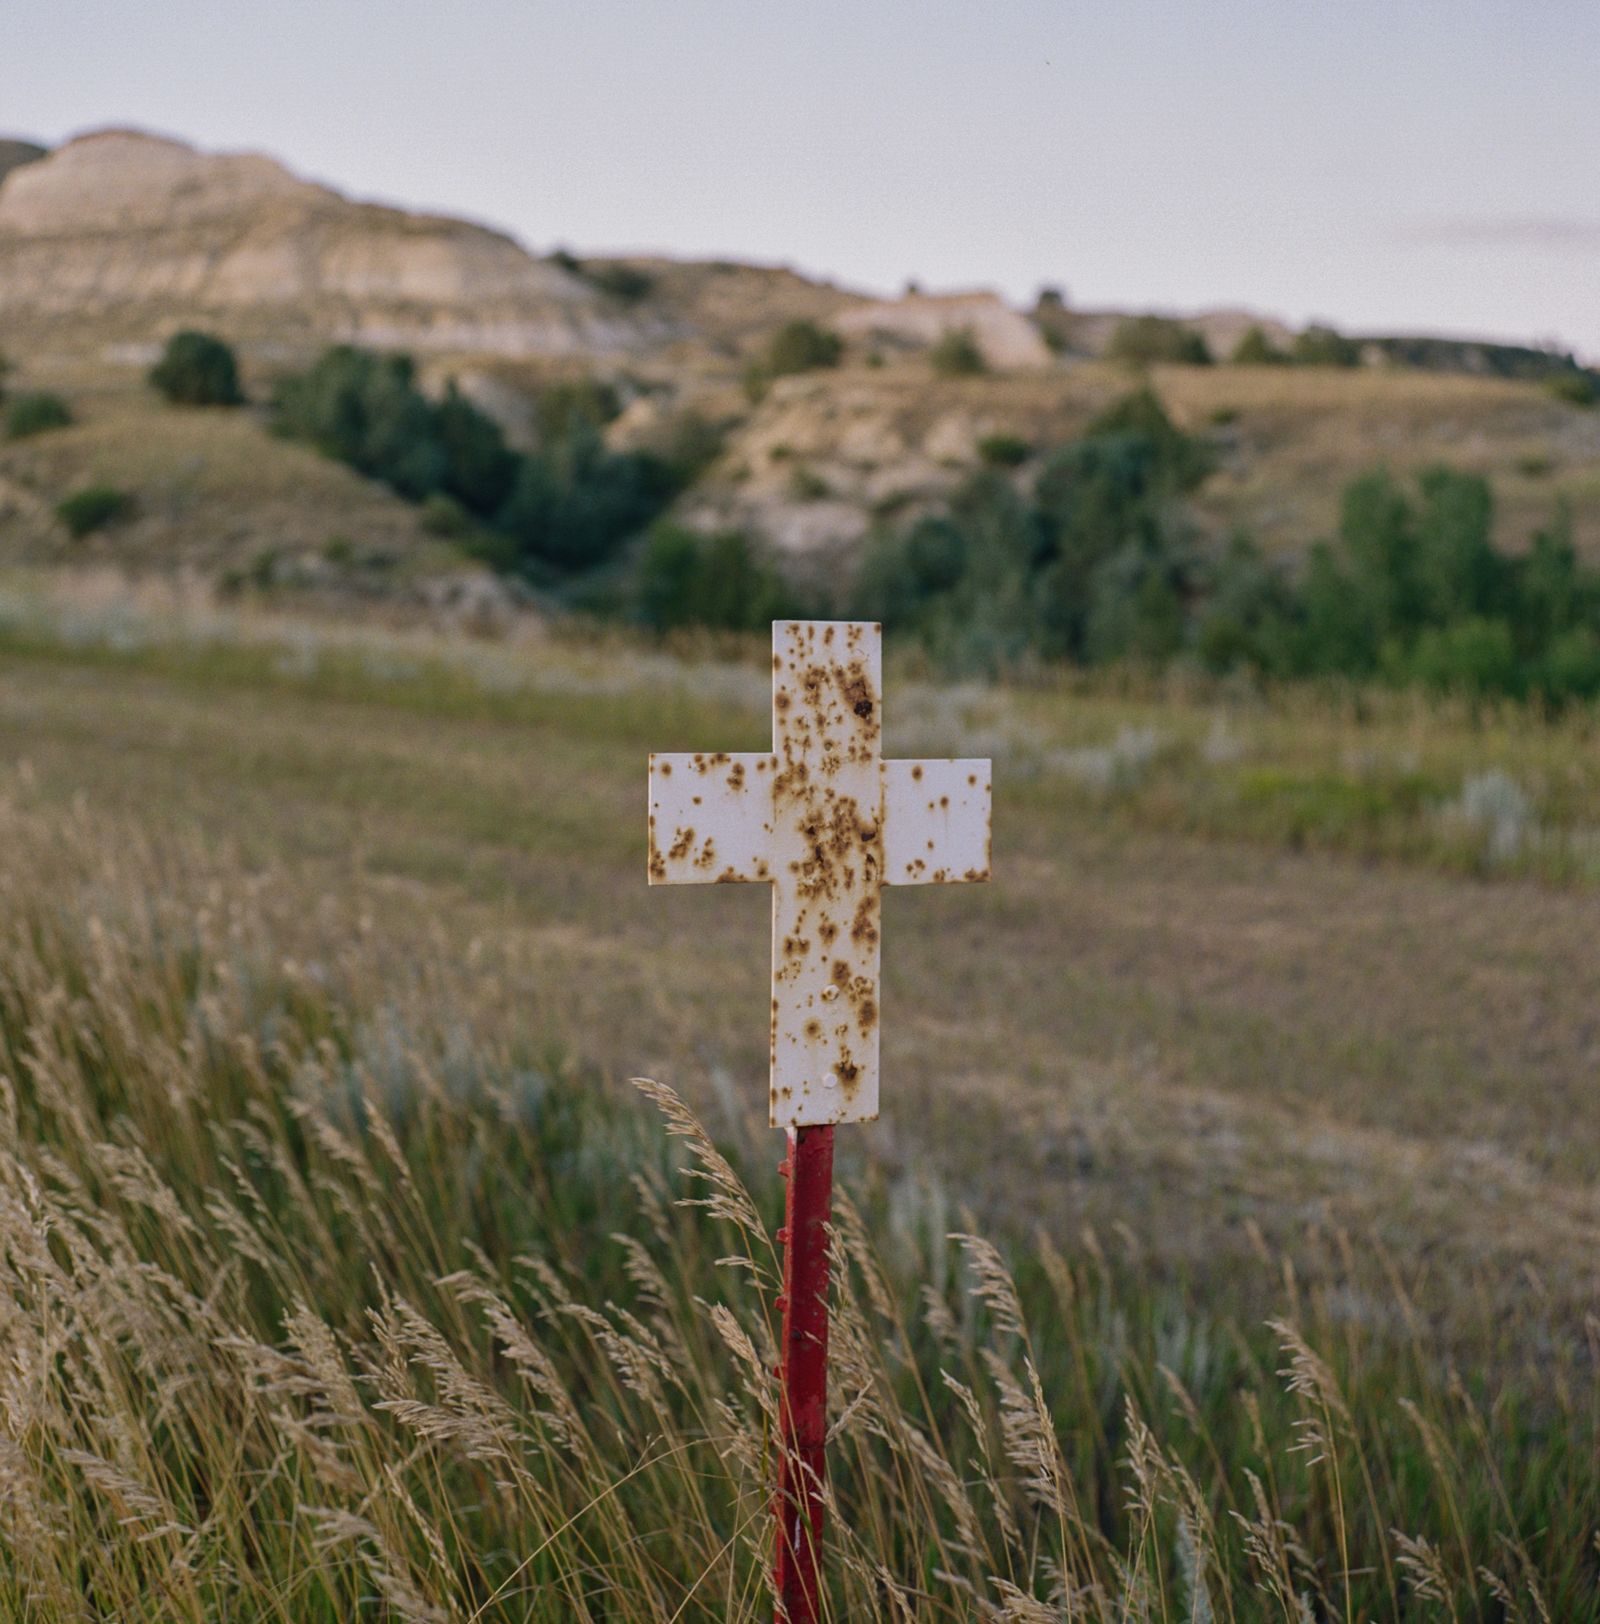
top-left (0, 129), bottom-right (648, 355)
top-left (835, 290), bottom-right (1053, 370)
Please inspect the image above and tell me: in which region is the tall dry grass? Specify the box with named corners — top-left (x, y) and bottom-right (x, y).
top-left (0, 794), bottom-right (1593, 1620)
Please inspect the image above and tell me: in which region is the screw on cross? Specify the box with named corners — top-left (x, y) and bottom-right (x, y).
top-left (648, 620), bottom-right (992, 1622)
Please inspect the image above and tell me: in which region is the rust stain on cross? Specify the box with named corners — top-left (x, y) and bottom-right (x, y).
top-left (647, 620), bottom-right (992, 1128)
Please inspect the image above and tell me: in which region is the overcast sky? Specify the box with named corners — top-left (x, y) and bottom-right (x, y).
top-left (5, 0), bottom-right (1597, 357)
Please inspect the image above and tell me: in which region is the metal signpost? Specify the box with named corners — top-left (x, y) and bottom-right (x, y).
top-left (648, 620), bottom-right (991, 1623)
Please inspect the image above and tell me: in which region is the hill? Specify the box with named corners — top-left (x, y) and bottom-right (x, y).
top-left (0, 137), bottom-right (46, 187)
top-left (3, 127), bottom-right (1599, 589)
top-left (0, 130), bottom-right (648, 357)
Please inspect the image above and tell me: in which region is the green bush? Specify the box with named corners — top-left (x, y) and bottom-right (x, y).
top-left (273, 349), bottom-right (518, 512)
top-left (1402, 617), bottom-right (1521, 697)
top-left (56, 483), bottom-right (134, 537)
top-left (1108, 315), bottom-right (1211, 366)
top-left (148, 330), bottom-right (244, 406)
top-left (764, 320), bottom-right (844, 378)
top-left (976, 432), bottom-right (1031, 468)
top-left (548, 253), bottom-right (653, 302)
top-left (585, 262), bottom-right (654, 303)
top-left (853, 384), bottom-right (1600, 700)
top-left (1545, 371), bottom-right (1598, 407)
top-left (1229, 325), bottom-right (1286, 365)
top-left (632, 523), bottom-right (790, 632)
top-left (1290, 324), bottom-right (1362, 368)
top-left (495, 423), bottom-right (676, 574)
top-left (420, 493), bottom-right (473, 539)
top-left (6, 391), bottom-right (72, 439)
top-left (272, 347), bottom-right (685, 583)
top-left (929, 328), bottom-right (986, 377)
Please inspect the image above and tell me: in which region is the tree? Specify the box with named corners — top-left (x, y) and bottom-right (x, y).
top-left (763, 320), bottom-right (844, 378)
top-left (149, 331), bottom-right (244, 405)
top-left (976, 433), bottom-right (1031, 468)
top-left (1290, 324), bottom-right (1361, 368)
top-left (6, 392), bottom-right (72, 439)
top-left (56, 484), bottom-right (134, 537)
top-left (434, 383), bottom-right (519, 514)
top-left (632, 524), bottom-right (787, 632)
top-left (1108, 316), bottom-right (1211, 367)
top-left (930, 328), bottom-right (986, 378)
top-left (1230, 325), bottom-right (1286, 365)
top-left (495, 422), bottom-right (673, 574)
top-left (1403, 618), bottom-right (1520, 697)
top-left (1084, 539), bottom-right (1188, 664)
top-left (1195, 534), bottom-right (1300, 673)
top-left (1411, 466), bottom-right (1501, 626)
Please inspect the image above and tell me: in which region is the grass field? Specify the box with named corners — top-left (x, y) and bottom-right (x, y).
top-left (0, 573), bottom-right (1594, 1617)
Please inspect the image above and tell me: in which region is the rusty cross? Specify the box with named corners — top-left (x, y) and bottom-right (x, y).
top-left (647, 619), bottom-right (991, 1128)
top-left (647, 619), bottom-right (991, 1624)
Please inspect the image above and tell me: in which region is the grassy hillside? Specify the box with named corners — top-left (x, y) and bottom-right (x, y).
top-left (686, 358), bottom-right (1600, 562)
top-left (6, 344), bottom-right (1599, 607)
top-left (0, 579), bottom-right (1592, 1617)
top-left (1, 575), bottom-right (1595, 1312)
top-left (0, 360), bottom-right (481, 594)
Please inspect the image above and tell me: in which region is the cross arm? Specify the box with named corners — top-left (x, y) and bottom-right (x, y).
top-left (882, 759), bottom-right (992, 885)
top-left (647, 752), bottom-right (777, 884)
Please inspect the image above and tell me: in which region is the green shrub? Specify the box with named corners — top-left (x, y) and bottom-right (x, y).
top-left (976, 432), bottom-right (1031, 468)
top-left (929, 328), bottom-right (986, 377)
top-left (1535, 625), bottom-right (1600, 702)
top-left (148, 330), bottom-right (244, 405)
top-left (763, 320), bottom-right (844, 377)
top-left (55, 483), bottom-right (134, 537)
top-left (1290, 324), bottom-right (1362, 368)
top-left (6, 391), bottom-right (72, 439)
top-left (273, 349), bottom-right (516, 512)
top-left (1545, 371), bottom-right (1598, 407)
top-left (420, 493), bottom-right (472, 538)
top-left (1229, 324), bottom-right (1286, 365)
top-left (1083, 386), bottom-right (1213, 491)
top-left (1403, 617), bottom-right (1521, 697)
top-left (632, 523), bottom-right (789, 631)
top-left (1107, 315), bottom-right (1211, 366)
top-left (273, 347), bottom-right (682, 582)
top-left (494, 423), bottom-right (675, 574)
top-left (788, 466), bottom-right (830, 502)
top-left (585, 262), bottom-right (654, 303)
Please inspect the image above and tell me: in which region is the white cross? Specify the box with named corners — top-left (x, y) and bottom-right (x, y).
top-left (648, 620), bottom-right (991, 1127)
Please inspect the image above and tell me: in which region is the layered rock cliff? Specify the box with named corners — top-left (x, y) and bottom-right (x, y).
top-left (0, 130), bottom-right (647, 355)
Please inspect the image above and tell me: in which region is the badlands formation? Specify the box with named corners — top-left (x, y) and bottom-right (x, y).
top-left (0, 130), bottom-right (639, 354)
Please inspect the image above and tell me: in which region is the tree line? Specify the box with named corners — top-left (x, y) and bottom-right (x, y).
top-left (131, 332), bottom-right (1600, 701)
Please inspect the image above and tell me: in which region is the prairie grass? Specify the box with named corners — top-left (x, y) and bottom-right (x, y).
top-left (0, 791), bottom-right (1593, 1621)
top-left (6, 568), bottom-right (1600, 882)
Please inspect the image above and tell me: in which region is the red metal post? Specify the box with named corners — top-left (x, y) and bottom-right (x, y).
top-left (774, 1123), bottom-right (834, 1624)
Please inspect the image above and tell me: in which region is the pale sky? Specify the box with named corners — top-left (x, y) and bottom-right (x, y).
top-left (4, 0), bottom-right (1598, 357)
